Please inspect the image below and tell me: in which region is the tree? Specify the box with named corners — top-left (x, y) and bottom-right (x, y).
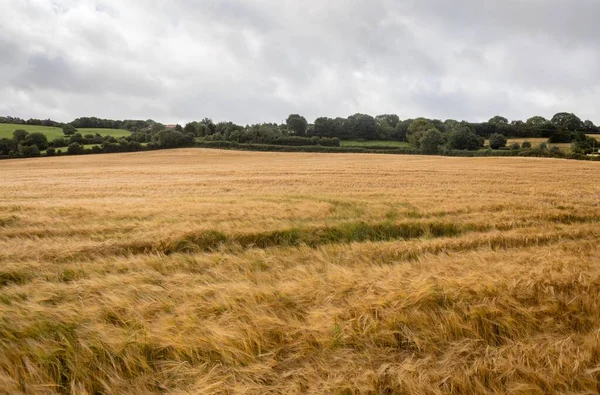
top-left (509, 142), bottom-right (521, 150)
top-left (23, 132), bottom-right (49, 150)
top-left (19, 144), bottom-right (40, 157)
top-left (521, 141), bottom-right (532, 149)
top-left (346, 113), bottom-right (377, 140)
top-left (526, 116), bottom-right (547, 127)
top-left (0, 138), bottom-right (17, 155)
top-left (313, 117), bottom-right (340, 138)
top-left (67, 142), bottom-right (84, 155)
top-left (488, 133), bottom-right (507, 150)
top-left (62, 124), bottom-right (77, 135)
top-left (583, 120), bottom-right (599, 134)
top-left (375, 114), bottom-right (400, 140)
top-left (285, 114), bottom-right (308, 136)
top-left (407, 118), bottom-right (435, 147)
top-left (551, 112), bottom-right (583, 132)
top-left (13, 129), bottom-right (29, 143)
top-left (419, 129), bottom-right (444, 154)
top-left (447, 128), bottom-right (484, 150)
top-left (394, 120), bottom-right (411, 141)
top-left (175, 124), bottom-right (184, 132)
top-left (184, 122), bottom-right (198, 136)
top-left (198, 118), bottom-right (216, 136)
top-left (70, 133), bottom-right (84, 144)
top-left (152, 130), bottom-right (192, 148)
top-left (489, 116), bottom-right (509, 125)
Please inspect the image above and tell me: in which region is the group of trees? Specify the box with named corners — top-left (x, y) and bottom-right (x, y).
top-left (0, 116), bottom-right (61, 127)
top-left (182, 118), bottom-right (341, 147)
top-left (0, 116), bottom-right (163, 133)
top-left (69, 117), bottom-right (157, 131)
top-left (0, 124), bottom-right (198, 158)
top-left (2, 111), bottom-right (599, 159)
top-left (0, 129), bottom-right (50, 157)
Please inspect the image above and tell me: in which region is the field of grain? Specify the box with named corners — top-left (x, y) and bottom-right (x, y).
top-left (0, 124), bottom-right (130, 141)
top-left (1, 149), bottom-right (600, 394)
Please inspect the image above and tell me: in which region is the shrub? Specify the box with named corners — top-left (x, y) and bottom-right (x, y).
top-left (521, 141), bottom-right (532, 149)
top-left (67, 142), bottom-right (84, 155)
top-left (23, 132), bottom-right (49, 151)
top-left (488, 133), bottom-right (507, 149)
top-left (62, 124), bottom-right (77, 135)
top-left (91, 146), bottom-right (103, 154)
top-left (70, 133), bottom-right (84, 144)
top-left (13, 129), bottom-right (29, 143)
top-left (509, 142), bottom-right (521, 150)
top-left (18, 144), bottom-right (40, 157)
top-left (152, 130), bottom-right (191, 148)
top-left (447, 129), bottom-right (484, 150)
top-left (46, 147), bottom-right (56, 156)
top-left (51, 137), bottom-right (68, 148)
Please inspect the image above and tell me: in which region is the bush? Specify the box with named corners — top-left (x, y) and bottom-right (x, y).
top-left (70, 133), bottom-right (84, 144)
top-left (152, 130), bottom-right (192, 148)
top-left (51, 137), bottom-right (68, 148)
top-left (521, 141), bottom-right (532, 149)
top-left (488, 133), bottom-right (507, 149)
top-left (447, 129), bottom-right (484, 150)
top-left (18, 144), bottom-right (40, 157)
top-left (91, 146), bottom-right (103, 154)
top-left (62, 124), bottom-right (77, 135)
top-left (67, 142), bottom-right (84, 155)
top-left (23, 132), bottom-right (49, 151)
top-left (509, 142), bottom-right (521, 150)
top-left (46, 147), bottom-right (56, 156)
top-left (13, 129), bottom-right (29, 142)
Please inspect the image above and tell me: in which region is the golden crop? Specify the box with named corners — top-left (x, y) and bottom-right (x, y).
top-left (1, 149), bottom-right (600, 394)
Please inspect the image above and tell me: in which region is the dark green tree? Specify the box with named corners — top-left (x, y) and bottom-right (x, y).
top-left (489, 116), bottom-right (509, 125)
top-left (62, 124), bottom-right (77, 135)
top-left (419, 129), bottom-right (444, 154)
top-left (551, 112), bottom-right (583, 132)
top-left (407, 118), bottom-right (435, 147)
top-left (67, 142), bottom-right (84, 155)
top-left (488, 133), bottom-right (507, 149)
top-left (286, 114), bottom-right (308, 136)
top-left (13, 129), bottom-right (29, 143)
top-left (313, 117), bottom-right (339, 138)
top-left (0, 138), bottom-right (17, 155)
top-left (346, 114), bottom-right (377, 140)
top-left (23, 132), bottom-right (49, 150)
top-left (447, 128), bottom-right (484, 150)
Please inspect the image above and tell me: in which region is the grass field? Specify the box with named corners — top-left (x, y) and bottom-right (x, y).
top-left (0, 124), bottom-right (130, 141)
top-left (341, 140), bottom-right (410, 148)
top-left (1, 149), bottom-right (600, 393)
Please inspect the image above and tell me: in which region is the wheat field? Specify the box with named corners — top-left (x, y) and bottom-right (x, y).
top-left (1, 149), bottom-right (600, 394)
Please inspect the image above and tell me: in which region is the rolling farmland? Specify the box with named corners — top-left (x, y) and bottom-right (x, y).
top-left (0, 123), bottom-right (130, 140)
top-left (1, 149), bottom-right (600, 394)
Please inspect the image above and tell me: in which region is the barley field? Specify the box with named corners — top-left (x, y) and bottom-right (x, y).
top-left (1, 149), bottom-right (600, 394)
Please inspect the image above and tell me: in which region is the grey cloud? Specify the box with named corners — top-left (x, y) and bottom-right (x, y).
top-left (1, 0), bottom-right (600, 124)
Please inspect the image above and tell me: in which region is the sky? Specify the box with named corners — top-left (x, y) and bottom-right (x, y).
top-left (1, 0), bottom-right (600, 125)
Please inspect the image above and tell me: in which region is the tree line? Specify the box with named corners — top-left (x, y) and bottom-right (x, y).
top-left (1, 111), bottom-right (599, 159)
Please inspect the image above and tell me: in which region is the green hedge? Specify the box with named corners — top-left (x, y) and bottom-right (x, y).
top-left (194, 140), bottom-right (419, 154)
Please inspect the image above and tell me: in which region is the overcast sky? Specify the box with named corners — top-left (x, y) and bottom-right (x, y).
top-left (2, 0), bottom-right (600, 125)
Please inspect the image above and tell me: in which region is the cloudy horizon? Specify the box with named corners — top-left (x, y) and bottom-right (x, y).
top-left (2, 0), bottom-right (600, 125)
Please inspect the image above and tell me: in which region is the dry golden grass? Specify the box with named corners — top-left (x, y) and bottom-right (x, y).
top-left (1, 149), bottom-right (600, 394)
